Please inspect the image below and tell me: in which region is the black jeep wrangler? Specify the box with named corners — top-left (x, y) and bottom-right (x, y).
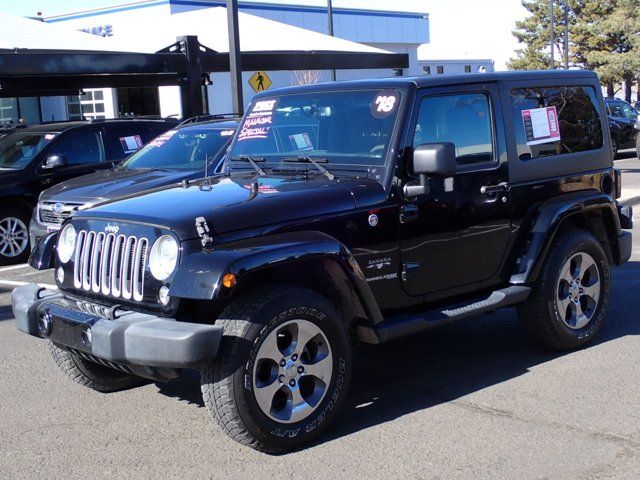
top-left (12, 71), bottom-right (633, 453)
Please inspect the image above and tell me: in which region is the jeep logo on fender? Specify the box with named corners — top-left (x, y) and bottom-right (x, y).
top-left (105, 224), bottom-right (120, 234)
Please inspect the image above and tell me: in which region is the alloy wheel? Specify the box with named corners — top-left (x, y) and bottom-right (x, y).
top-left (0, 216), bottom-right (29, 258)
top-left (253, 319), bottom-right (333, 424)
top-left (555, 252), bottom-right (601, 330)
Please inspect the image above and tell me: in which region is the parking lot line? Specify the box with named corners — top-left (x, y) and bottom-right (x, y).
top-left (0, 279), bottom-right (57, 289)
top-left (0, 263), bottom-right (30, 273)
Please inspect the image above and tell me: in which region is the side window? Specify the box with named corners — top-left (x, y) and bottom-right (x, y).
top-left (104, 125), bottom-right (153, 160)
top-left (413, 93), bottom-right (494, 166)
top-left (510, 86), bottom-right (603, 160)
top-left (50, 130), bottom-right (105, 165)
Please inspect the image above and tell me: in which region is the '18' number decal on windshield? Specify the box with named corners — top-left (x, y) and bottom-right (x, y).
top-left (372, 90), bottom-right (399, 118)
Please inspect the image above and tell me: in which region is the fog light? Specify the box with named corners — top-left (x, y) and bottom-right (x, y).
top-left (222, 273), bottom-right (236, 289)
top-left (38, 310), bottom-right (52, 336)
top-left (56, 267), bottom-right (64, 283)
top-left (159, 286), bottom-right (171, 306)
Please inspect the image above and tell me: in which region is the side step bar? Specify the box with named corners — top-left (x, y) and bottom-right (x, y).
top-left (356, 286), bottom-right (531, 344)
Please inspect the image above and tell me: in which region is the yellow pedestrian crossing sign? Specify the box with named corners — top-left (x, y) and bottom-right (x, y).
top-left (249, 71), bottom-right (272, 92)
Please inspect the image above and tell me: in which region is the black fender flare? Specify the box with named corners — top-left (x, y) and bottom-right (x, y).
top-left (510, 190), bottom-right (621, 284)
top-left (169, 231), bottom-right (384, 324)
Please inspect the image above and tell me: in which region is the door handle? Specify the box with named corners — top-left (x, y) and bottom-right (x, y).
top-left (480, 182), bottom-right (510, 195)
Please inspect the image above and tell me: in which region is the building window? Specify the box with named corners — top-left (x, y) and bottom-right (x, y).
top-left (464, 65), bottom-right (472, 73)
top-left (436, 66), bottom-right (444, 75)
top-left (66, 89), bottom-right (107, 121)
top-left (423, 65), bottom-right (431, 75)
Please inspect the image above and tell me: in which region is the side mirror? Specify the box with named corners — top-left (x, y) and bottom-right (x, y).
top-left (43, 154), bottom-right (66, 170)
top-left (403, 143), bottom-right (457, 197)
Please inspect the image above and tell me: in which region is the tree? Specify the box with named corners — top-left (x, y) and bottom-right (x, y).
top-left (509, 0), bottom-right (640, 100)
top-left (508, 0), bottom-right (573, 70)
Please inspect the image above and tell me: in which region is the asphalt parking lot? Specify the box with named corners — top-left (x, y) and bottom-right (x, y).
top-left (2, 156), bottom-right (640, 479)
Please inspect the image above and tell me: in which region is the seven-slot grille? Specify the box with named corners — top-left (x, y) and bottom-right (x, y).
top-left (73, 230), bottom-right (149, 301)
top-left (38, 202), bottom-right (83, 226)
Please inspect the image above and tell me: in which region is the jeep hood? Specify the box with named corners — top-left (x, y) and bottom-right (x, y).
top-left (40, 168), bottom-right (200, 206)
top-left (75, 172), bottom-right (386, 239)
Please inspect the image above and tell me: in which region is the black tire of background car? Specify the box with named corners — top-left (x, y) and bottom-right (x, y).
top-left (200, 286), bottom-right (352, 454)
top-left (517, 228), bottom-right (610, 351)
top-left (611, 135), bottom-right (619, 159)
top-left (49, 341), bottom-right (145, 392)
top-left (0, 207), bottom-right (31, 266)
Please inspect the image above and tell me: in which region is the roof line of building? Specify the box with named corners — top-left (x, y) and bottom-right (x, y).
top-left (45, 0), bottom-right (429, 23)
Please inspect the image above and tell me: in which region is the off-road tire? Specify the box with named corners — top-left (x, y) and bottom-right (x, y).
top-left (0, 207), bottom-right (31, 266)
top-left (517, 228), bottom-right (610, 350)
top-left (49, 341), bottom-right (144, 392)
top-left (200, 287), bottom-right (352, 453)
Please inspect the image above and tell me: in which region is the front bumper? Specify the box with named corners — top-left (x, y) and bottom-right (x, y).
top-left (12, 284), bottom-right (222, 370)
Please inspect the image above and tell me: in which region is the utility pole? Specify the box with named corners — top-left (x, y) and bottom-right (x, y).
top-left (563, 0), bottom-right (569, 69)
top-left (328, 0), bottom-right (336, 81)
top-left (549, 0), bottom-right (555, 69)
top-left (226, 0), bottom-right (244, 114)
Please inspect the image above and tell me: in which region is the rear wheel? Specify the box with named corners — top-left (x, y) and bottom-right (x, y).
top-left (611, 136), bottom-right (619, 158)
top-left (518, 229), bottom-right (610, 350)
top-left (0, 207), bottom-right (30, 266)
top-left (49, 341), bottom-right (144, 392)
top-left (200, 287), bottom-right (352, 453)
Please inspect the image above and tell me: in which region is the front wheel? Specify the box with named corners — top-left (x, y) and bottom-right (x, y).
top-left (0, 207), bottom-right (30, 266)
top-left (200, 287), bottom-right (352, 453)
top-left (49, 342), bottom-right (144, 392)
top-left (518, 229), bottom-right (610, 350)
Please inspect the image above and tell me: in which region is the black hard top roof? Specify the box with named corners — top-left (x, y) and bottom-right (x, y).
top-left (255, 70), bottom-right (600, 98)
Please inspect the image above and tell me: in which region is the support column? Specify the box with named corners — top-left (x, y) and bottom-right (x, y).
top-left (178, 35), bottom-right (204, 119)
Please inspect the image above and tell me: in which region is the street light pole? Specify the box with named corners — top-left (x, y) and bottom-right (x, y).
top-left (328, 0), bottom-right (336, 81)
top-left (226, 0), bottom-right (244, 114)
top-left (563, 0), bottom-right (569, 69)
top-left (549, 0), bottom-right (555, 69)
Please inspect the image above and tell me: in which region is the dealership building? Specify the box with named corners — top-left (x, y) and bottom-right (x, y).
top-left (0, 1), bottom-right (490, 124)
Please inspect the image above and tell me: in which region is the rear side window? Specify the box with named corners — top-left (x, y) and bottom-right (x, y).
top-left (413, 93), bottom-right (494, 166)
top-left (104, 123), bottom-right (170, 160)
top-left (510, 86), bottom-right (603, 160)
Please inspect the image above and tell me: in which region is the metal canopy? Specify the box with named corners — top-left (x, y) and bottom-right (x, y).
top-left (0, 36), bottom-right (409, 117)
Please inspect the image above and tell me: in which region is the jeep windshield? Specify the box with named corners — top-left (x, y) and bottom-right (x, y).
top-left (0, 131), bottom-right (57, 170)
top-left (120, 127), bottom-right (234, 171)
top-left (228, 89), bottom-right (402, 171)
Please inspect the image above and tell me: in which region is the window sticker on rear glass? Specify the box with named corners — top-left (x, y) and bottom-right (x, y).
top-left (147, 129), bottom-right (177, 148)
top-left (119, 135), bottom-right (144, 154)
top-left (521, 106), bottom-right (560, 146)
top-left (238, 99), bottom-right (278, 141)
top-left (371, 90), bottom-right (399, 118)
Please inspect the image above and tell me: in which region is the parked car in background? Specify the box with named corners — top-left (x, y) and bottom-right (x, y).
top-left (0, 118), bottom-right (177, 265)
top-left (30, 118), bottom-right (238, 248)
top-left (605, 98), bottom-right (640, 157)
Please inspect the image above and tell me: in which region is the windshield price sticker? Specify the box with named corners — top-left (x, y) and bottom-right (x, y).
top-left (238, 98), bottom-right (278, 141)
top-left (289, 133), bottom-right (313, 151)
top-left (372, 90), bottom-right (399, 118)
top-left (148, 130), bottom-right (177, 148)
top-left (521, 106), bottom-right (561, 145)
top-left (119, 135), bottom-right (144, 154)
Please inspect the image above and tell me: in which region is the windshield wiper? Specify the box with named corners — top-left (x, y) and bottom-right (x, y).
top-left (230, 155), bottom-right (266, 176)
top-left (284, 156), bottom-right (335, 181)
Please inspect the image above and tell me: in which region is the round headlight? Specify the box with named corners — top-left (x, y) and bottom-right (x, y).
top-left (149, 235), bottom-right (179, 281)
top-left (57, 224), bottom-right (76, 263)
